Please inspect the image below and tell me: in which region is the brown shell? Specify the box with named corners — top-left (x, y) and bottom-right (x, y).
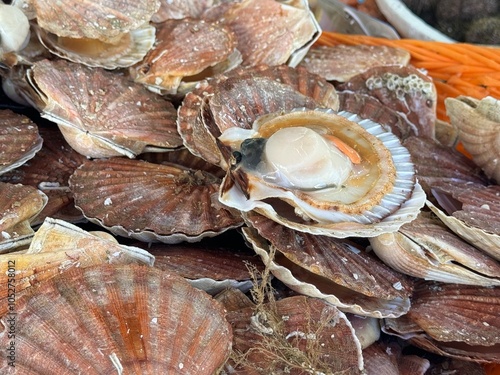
top-left (69, 157), bottom-right (243, 243)
top-left (337, 65), bottom-right (437, 139)
top-left (222, 295), bottom-right (363, 374)
top-left (131, 18), bottom-right (239, 95)
top-left (33, 0), bottom-right (160, 41)
top-left (0, 126), bottom-right (87, 225)
top-left (299, 45), bottom-right (411, 82)
top-left (0, 182), bottom-right (47, 252)
top-left (151, 0), bottom-right (214, 23)
top-left (29, 59), bottom-right (182, 158)
top-left (177, 64), bottom-right (339, 168)
top-left (0, 264), bottom-right (232, 373)
top-left (0, 109), bottom-right (42, 175)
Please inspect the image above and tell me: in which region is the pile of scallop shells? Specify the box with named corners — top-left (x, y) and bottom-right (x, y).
top-left (0, 0), bottom-right (499, 373)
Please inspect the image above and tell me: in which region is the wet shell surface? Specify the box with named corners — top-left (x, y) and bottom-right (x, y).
top-left (219, 108), bottom-right (426, 238)
top-left (445, 95), bottom-right (500, 183)
top-left (0, 109), bottom-right (42, 175)
top-left (299, 44), bottom-right (411, 82)
top-left (36, 23), bottom-right (156, 69)
top-left (32, 0), bottom-right (160, 41)
top-left (28, 59), bottom-right (182, 158)
top-left (0, 264), bottom-right (233, 374)
top-left (69, 157), bottom-right (243, 244)
top-left (151, 0), bottom-right (214, 23)
top-left (131, 18), bottom-right (240, 95)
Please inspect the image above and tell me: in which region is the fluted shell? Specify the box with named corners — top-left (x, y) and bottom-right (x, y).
top-left (445, 95), bottom-right (500, 183)
top-left (177, 64), bottom-right (339, 169)
top-left (221, 294), bottom-right (363, 374)
top-left (69, 157), bottom-right (243, 244)
top-left (337, 65), bottom-right (437, 139)
top-left (151, 0), bottom-right (214, 23)
top-left (220, 108), bottom-right (426, 238)
top-left (0, 182), bottom-right (47, 252)
top-left (428, 181), bottom-right (500, 260)
top-left (0, 127), bottom-right (87, 225)
top-left (0, 218), bottom-right (154, 316)
top-left (148, 242), bottom-right (263, 294)
top-left (131, 18), bottom-right (241, 95)
top-left (202, 0), bottom-right (320, 67)
top-left (242, 212), bottom-right (412, 318)
top-left (28, 59), bottom-right (182, 158)
top-left (0, 110), bottom-right (42, 175)
top-left (299, 45), bottom-right (411, 82)
top-left (369, 211), bottom-right (500, 286)
top-left (36, 23), bottom-right (156, 69)
top-left (0, 264), bottom-right (232, 374)
top-left (32, 0), bottom-right (160, 41)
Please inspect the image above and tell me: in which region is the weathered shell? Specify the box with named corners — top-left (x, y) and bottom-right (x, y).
top-left (32, 0), bottom-right (160, 41)
top-left (428, 182), bottom-right (500, 260)
top-left (151, 0), bottom-right (214, 23)
top-left (0, 109), bottom-right (42, 175)
top-left (69, 157), bottom-right (243, 244)
top-left (363, 341), bottom-right (430, 375)
top-left (0, 264), bottom-right (232, 373)
top-left (220, 292), bottom-right (363, 374)
top-left (203, 0), bottom-right (320, 67)
top-left (369, 210), bottom-right (500, 286)
top-left (131, 18), bottom-right (240, 95)
top-left (337, 65), bottom-right (437, 139)
top-left (445, 95), bottom-right (500, 183)
top-left (242, 212), bottom-right (412, 318)
top-left (0, 126), bottom-right (87, 225)
top-left (177, 64), bottom-right (339, 169)
top-left (299, 44), bottom-right (411, 82)
top-left (220, 108), bottom-right (426, 238)
top-left (0, 182), bottom-right (47, 252)
top-left (36, 23), bottom-right (156, 69)
top-left (28, 58), bottom-right (182, 158)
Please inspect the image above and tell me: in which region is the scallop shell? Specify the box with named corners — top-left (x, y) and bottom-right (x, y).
top-left (363, 342), bottom-right (431, 375)
top-left (337, 65), bottom-right (437, 139)
top-left (32, 0), bottom-right (160, 41)
top-left (69, 157), bottom-right (243, 244)
top-left (151, 0), bottom-right (214, 23)
top-left (177, 64), bottom-right (339, 169)
top-left (28, 58), bottom-right (182, 158)
top-left (131, 18), bottom-right (240, 95)
top-left (221, 294), bottom-right (363, 374)
top-left (220, 108), bottom-right (426, 238)
top-left (445, 95), bottom-right (500, 183)
top-left (369, 211), bottom-right (500, 286)
top-left (299, 44), bottom-right (411, 82)
top-left (0, 182), bottom-right (47, 252)
top-left (242, 212), bottom-right (412, 318)
top-left (36, 23), bottom-right (156, 69)
top-left (203, 0), bottom-right (320, 67)
top-left (0, 126), bottom-right (87, 225)
top-left (0, 109), bottom-right (42, 175)
top-left (0, 264), bottom-right (232, 374)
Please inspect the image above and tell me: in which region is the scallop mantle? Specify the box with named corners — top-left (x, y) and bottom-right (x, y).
top-left (219, 108), bottom-right (426, 238)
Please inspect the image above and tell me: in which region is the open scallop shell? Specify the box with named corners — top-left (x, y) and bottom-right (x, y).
top-left (69, 157), bottom-right (243, 244)
top-left (0, 182), bottom-right (47, 252)
top-left (220, 108), bottom-right (426, 238)
top-left (0, 264), bottom-right (232, 374)
top-left (27, 59), bottom-right (182, 158)
top-left (131, 18), bottom-right (241, 95)
top-left (36, 23), bottom-right (156, 69)
top-left (242, 212), bottom-right (412, 318)
top-left (445, 95), bottom-right (500, 183)
top-left (0, 109), bottom-right (42, 175)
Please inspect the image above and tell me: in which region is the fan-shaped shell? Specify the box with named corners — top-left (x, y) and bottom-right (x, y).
top-left (220, 108), bottom-right (426, 238)
top-left (151, 0), bottom-right (213, 23)
top-left (445, 95), bottom-right (500, 183)
top-left (69, 157), bottom-right (243, 244)
top-left (32, 0), bottom-right (160, 41)
top-left (28, 59), bottom-right (182, 158)
top-left (0, 264), bottom-right (232, 374)
top-left (0, 109), bottom-right (42, 175)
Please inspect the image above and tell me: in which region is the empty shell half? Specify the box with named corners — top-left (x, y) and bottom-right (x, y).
top-left (219, 108), bottom-right (426, 238)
